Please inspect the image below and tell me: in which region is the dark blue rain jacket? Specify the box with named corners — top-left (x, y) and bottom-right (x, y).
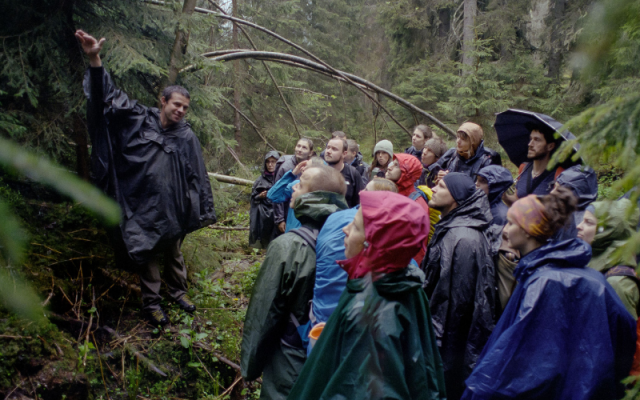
top-left (477, 166), bottom-right (513, 227)
top-left (553, 166), bottom-right (598, 241)
top-left (462, 239), bottom-right (636, 400)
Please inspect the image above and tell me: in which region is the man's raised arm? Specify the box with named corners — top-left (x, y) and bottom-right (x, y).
top-left (75, 30), bottom-right (105, 68)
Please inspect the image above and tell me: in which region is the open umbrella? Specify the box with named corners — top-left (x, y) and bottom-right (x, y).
top-left (494, 109), bottom-right (580, 166)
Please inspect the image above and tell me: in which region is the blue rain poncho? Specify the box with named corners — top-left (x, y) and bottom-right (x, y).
top-left (462, 239), bottom-right (636, 400)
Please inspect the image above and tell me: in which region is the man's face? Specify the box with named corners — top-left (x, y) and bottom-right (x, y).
top-left (456, 131), bottom-right (472, 159)
top-left (265, 157), bottom-right (277, 173)
top-left (295, 140), bottom-right (312, 161)
top-left (428, 179), bottom-right (456, 212)
top-left (385, 160), bottom-right (402, 182)
top-left (290, 168), bottom-right (317, 208)
top-left (160, 93), bottom-right (190, 125)
top-left (476, 176), bottom-right (489, 196)
top-left (527, 130), bottom-right (555, 160)
top-left (421, 148), bottom-right (438, 167)
top-left (324, 139), bottom-right (346, 165)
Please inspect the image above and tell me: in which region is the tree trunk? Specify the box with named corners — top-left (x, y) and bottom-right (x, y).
top-left (461, 0), bottom-right (477, 74)
top-left (166, 0), bottom-right (198, 87)
top-left (546, 0), bottom-right (566, 80)
top-left (232, 0), bottom-right (242, 153)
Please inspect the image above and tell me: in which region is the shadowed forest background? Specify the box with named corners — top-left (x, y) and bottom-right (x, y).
top-left (1, 0), bottom-right (640, 398)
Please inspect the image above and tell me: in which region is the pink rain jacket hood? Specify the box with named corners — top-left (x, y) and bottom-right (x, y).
top-left (393, 153), bottom-right (423, 196)
top-left (338, 191), bottom-right (430, 280)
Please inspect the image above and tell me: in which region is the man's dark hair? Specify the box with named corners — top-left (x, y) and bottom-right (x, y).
top-left (307, 165), bottom-right (347, 196)
top-left (298, 137), bottom-right (314, 151)
top-left (162, 86), bottom-right (191, 101)
top-left (346, 139), bottom-right (359, 153)
top-left (331, 131), bottom-right (347, 139)
top-left (328, 137), bottom-right (348, 152)
top-left (526, 122), bottom-right (558, 145)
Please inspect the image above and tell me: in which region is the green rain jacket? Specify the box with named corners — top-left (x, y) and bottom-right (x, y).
top-left (241, 191), bottom-right (348, 400)
top-left (590, 199), bottom-right (640, 319)
top-left (288, 267), bottom-right (446, 400)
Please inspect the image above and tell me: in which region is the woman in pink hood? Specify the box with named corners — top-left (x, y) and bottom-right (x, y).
top-left (288, 191), bottom-right (446, 400)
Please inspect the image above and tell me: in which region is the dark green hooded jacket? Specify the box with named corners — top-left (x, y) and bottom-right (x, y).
top-left (590, 199), bottom-right (640, 319)
top-left (241, 191), bottom-right (348, 400)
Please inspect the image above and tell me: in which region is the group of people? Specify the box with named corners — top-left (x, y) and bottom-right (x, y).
top-left (76, 29), bottom-right (639, 400)
top-left (245, 122), bottom-right (640, 399)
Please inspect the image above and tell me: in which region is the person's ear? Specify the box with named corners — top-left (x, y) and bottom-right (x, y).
top-left (160, 96), bottom-right (167, 107)
top-left (547, 142), bottom-right (556, 153)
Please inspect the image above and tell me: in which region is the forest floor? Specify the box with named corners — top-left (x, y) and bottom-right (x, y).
top-left (0, 177), bottom-right (264, 400)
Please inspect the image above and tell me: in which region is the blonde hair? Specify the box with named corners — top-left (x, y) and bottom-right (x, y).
top-left (366, 178), bottom-right (398, 193)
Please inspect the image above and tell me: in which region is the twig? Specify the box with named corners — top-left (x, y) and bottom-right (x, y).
top-left (222, 98), bottom-right (277, 151)
top-left (92, 333), bottom-right (111, 400)
top-left (46, 255), bottom-right (100, 268)
top-left (216, 376), bottom-right (242, 400)
top-left (0, 335), bottom-right (33, 339)
top-left (82, 286), bottom-right (95, 368)
top-left (103, 326), bottom-right (168, 377)
top-left (115, 288), bottom-right (130, 333)
top-left (194, 351), bottom-right (223, 388)
top-left (99, 268), bottom-right (141, 295)
top-left (42, 276), bottom-right (55, 306)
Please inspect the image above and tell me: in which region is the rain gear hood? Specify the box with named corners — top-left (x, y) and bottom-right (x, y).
top-left (556, 165), bottom-right (598, 210)
top-left (421, 188), bottom-right (496, 400)
top-left (241, 191), bottom-right (347, 400)
top-left (477, 165), bottom-right (513, 227)
top-left (463, 239), bottom-right (637, 400)
top-left (392, 153), bottom-right (423, 196)
top-left (288, 192), bottom-right (446, 400)
top-left (249, 151), bottom-right (280, 248)
top-left (338, 191), bottom-right (430, 279)
top-left (84, 67), bottom-right (216, 265)
top-left (457, 122), bottom-right (484, 158)
top-left (591, 199), bottom-right (640, 272)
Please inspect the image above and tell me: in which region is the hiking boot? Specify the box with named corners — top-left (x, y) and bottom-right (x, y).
top-left (145, 308), bottom-right (169, 326)
top-left (176, 295), bottom-right (196, 313)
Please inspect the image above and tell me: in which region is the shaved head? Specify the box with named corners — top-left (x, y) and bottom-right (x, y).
top-left (306, 165), bottom-right (347, 195)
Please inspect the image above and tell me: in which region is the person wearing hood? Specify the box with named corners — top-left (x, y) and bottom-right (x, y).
top-left (405, 124), bottom-right (438, 160)
top-left (551, 165), bottom-right (598, 240)
top-left (421, 173), bottom-right (496, 400)
top-left (288, 191), bottom-right (446, 400)
top-left (386, 153), bottom-right (433, 264)
top-left (428, 122), bottom-right (494, 182)
top-left (462, 188), bottom-right (637, 400)
top-left (476, 165), bottom-right (513, 227)
top-left (419, 138), bottom-right (449, 188)
top-left (578, 200), bottom-right (640, 320)
top-left (241, 165), bottom-right (349, 400)
top-left (368, 139), bottom-right (394, 180)
top-left (249, 151), bottom-right (280, 249)
top-left (273, 138), bottom-right (314, 234)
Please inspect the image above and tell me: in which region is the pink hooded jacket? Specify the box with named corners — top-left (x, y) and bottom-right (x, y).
top-left (393, 153), bottom-right (423, 196)
top-left (338, 191), bottom-right (430, 280)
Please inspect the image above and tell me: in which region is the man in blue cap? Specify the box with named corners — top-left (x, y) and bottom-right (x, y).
top-left (421, 172), bottom-right (497, 400)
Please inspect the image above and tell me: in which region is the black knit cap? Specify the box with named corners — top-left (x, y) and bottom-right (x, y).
top-left (442, 172), bottom-right (477, 205)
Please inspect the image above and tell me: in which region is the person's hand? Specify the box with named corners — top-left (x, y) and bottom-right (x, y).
top-left (278, 222), bottom-right (286, 233)
top-left (258, 191), bottom-right (268, 199)
top-left (502, 191), bottom-right (518, 207)
top-left (292, 160), bottom-right (309, 176)
top-left (435, 169), bottom-right (449, 183)
top-left (75, 30), bottom-right (105, 67)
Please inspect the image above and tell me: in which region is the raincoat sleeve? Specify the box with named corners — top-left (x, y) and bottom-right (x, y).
top-left (462, 274), bottom-right (635, 400)
top-left (240, 236), bottom-right (315, 381)
top-left (351, 169), bottom-right (365, 205)
top-left (267, 170), bottom-right (296, 204)
top-left (428, 148), bottom-right (455, 173)
top-left (607, 276), bottom-right (639, 320)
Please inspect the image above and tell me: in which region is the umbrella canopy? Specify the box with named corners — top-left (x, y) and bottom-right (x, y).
top-left (494, 109), bottom-right (580, 166)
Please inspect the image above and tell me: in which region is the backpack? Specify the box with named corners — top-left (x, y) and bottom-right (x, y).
top-left (282, 226), bottom-right (320, 349)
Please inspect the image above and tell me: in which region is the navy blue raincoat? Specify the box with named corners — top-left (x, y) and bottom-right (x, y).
top-left (462, 239), bottom-right (636, 400)
top-left (477, 166), bottom-right (513, 227)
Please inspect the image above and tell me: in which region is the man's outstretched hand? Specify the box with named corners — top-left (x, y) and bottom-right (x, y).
top-left (75, 30), bottom-right (105, 68)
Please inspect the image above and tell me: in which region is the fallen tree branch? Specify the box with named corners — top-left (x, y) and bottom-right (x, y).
top-left (209, 225), bottom-right (250, 231)
top-left (99, 268), bottom-right (141, 295)
top-left (208, 172), bottom-right (253, 187)
top-left (103, 326), bottom-right (168, 377)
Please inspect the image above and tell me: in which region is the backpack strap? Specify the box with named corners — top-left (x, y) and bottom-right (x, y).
top-left (290, 226), bottom-right (320, 252)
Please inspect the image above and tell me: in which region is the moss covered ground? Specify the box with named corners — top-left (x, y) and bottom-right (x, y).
top-left (0, 177), bottom-right (263, 399)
